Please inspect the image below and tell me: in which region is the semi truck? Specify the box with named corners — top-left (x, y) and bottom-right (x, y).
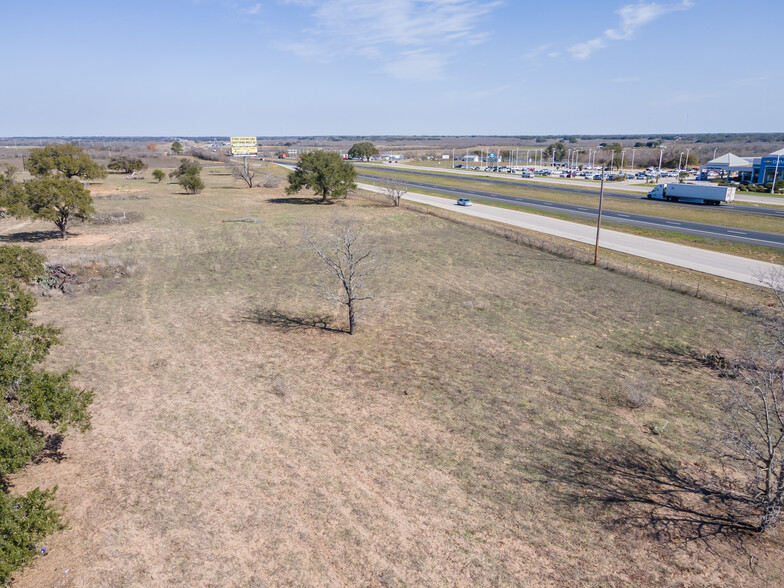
top-left (647, 183), bottom-right (735, 205)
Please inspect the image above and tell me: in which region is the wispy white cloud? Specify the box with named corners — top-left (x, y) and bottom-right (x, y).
top-left (610, 75), bottom-right (641, 83)
top-left (569, 38), bottom-right (605, 61)
top-left (570, 1), bottom-right (694, 60)
top-left (279, 0), bottom-right (501, 80)
top-left (236, 2), bottom-right (262, 15)
top-left (521, 44), bottom-right (560, 62)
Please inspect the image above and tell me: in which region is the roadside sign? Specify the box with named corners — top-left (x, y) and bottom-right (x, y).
top-left (230, 136), bottom-right (257, 156)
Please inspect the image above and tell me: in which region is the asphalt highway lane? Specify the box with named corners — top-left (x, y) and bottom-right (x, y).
top-left (356, 171), bottom-right (784, 251)
top-left (355, 166), bottom-right (784, 219)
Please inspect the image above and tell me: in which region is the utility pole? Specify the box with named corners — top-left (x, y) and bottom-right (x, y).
top-left (594, 167), bottom-right (606, 266)
top-left (771, 155), bottom-right (781, 195)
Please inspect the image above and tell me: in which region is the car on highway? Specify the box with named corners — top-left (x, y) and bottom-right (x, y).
top-left (456, 198), bottom-right (472, 206)
top-left (521, 171), bottom-right (534, 178)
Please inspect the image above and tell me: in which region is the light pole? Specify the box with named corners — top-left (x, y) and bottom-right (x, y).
top-left (771, 155), bottom-right (781, 195)
top-left (620, 149), bottom-right (626, 173)
top-left (594, 166), bottom-right (606, 266)
top-left (713, 147), bottom-right (718, 160)
top-left (685, 147), bottom-right (691, 171)
top-left (631, 148), bottom-right (636, 172)
top-left (658, 146), bottom-right (666, 178)
top-left (678, 152), bottom-right (684, 172)
top-left (452, 148), bottom-right (455, 168)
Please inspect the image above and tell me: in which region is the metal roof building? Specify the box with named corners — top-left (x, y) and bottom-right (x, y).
top-left (703, 149), bottom-right (783, 183)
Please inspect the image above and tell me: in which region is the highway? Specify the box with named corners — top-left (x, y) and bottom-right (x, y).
top-left (355, 165), bottom-right (784, 218)
top-left (357, 183), bottom-right (783, 287)
top-left (354, 170), bottom-right (784, 251)
top-left (359, 162), bottom-right (784, 207)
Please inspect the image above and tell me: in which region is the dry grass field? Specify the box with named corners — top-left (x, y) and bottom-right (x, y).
top-left (3, 159), bottom-right (784, 586)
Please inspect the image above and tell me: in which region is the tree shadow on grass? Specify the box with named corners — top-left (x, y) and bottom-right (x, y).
top-left (267, 197), bottom-right (330, 205)
top-left (628, 342), bottom-right (702, 370)
top-left (0, 230), bottom-right (67, 243)
top-left (530, 441), bottom-right (760, 545)
top-left (33, 433), bottom-right (66, 465)
top-left (241, 307), bottom-right (345, 333)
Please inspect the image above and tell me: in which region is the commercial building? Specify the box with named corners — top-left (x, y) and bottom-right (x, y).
top-left (702, 148), bottom-right (784, 183)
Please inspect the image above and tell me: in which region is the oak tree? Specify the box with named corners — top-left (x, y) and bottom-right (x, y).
top-left (348, 142), bottom-right (380, 160)
top-left (2, 177), bottom-right (95, 239)
top-left (24, 144), bottom-right (106, 180)
top-left (286, 151), bottom-right (357, 203)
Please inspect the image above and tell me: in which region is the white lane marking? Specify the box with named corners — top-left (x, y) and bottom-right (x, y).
top-left (727, 230), bottom-right (748, 235)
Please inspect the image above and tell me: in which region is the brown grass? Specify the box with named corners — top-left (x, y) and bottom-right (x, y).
top-left (3, 160), bottom-right (783, 587)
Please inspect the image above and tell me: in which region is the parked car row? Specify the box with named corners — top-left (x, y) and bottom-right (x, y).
top-left (454, 163), bottom-right (695, 183)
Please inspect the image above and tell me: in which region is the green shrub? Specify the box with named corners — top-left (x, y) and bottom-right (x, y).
top-left (17, 370), bottom-right (93, 433)
top-left (0, 415), bottom-right (44, 476)
top-left (0, 488), bottom-right (64, 584)
top-left (178, 174), bottom-right (205, 194)
top-left (0, 246), bottom-right (45, 282)
top-left (0, 244), bottom-right (92, 581)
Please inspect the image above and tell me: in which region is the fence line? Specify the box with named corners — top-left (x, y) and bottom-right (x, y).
top-left (394, 198), bottom-right (761, 314)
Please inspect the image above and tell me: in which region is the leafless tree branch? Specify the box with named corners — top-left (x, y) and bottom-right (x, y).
top-left (227, 157), bottom-right (256, 188)
top-left (302, 217), bottom-right (377, 334)
top-left (381, 180), bottom-right (408, 207)
top-left (712, 269), bottom-right (784, 532)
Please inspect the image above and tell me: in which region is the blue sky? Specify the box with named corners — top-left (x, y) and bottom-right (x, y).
top-left (3, 0), bottom-right (782, 136)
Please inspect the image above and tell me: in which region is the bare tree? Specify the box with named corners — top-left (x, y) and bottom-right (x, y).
top-left (227, 157), bottom-right (256, 188)
top-left (712, 269), bottom-right (784, 532)
top-left (381, 180), bottom-right (408, 207)
top-left (303, 218), bottom-right (376, 335)
top-left (259, 173), bottom-right (281, 189)
top-left (716, 353), bottom-right (784, 532)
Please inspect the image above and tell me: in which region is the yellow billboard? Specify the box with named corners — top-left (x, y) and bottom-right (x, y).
top-left (230, 136), bottom-right (257, 156)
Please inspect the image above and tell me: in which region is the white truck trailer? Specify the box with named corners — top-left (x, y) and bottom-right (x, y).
top-left (647, 183), bottom-right (735, 205)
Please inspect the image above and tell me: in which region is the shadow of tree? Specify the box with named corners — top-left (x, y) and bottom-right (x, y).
top-left (627, 342), bottom-right (701, 370)
top-left (530, 441), bottom-right (760, 544)
top-left (241, 307), bottom-right (344, 333)
top-left (33, 433), bottom-right (66, 464)
top-left (267, 197), bottom-right (330, 205)
top-left (0, 230), bottom-right (68, 243)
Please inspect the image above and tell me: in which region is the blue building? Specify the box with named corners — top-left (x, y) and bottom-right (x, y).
top-left (702, 148), bottom-right (784, 184)
top-left (757, 151), bottom-right (784, 183)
